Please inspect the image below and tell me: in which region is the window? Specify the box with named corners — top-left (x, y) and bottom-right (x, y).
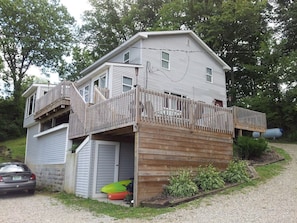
top-left (79, 85), bottom-right (90, 102)
top-left (124, 51), bottom-right (130, 63)
top-left (26, 93), bottom-right (36, 117)
top-left (214, 99), bottom-right (223, 107)
top-left (123, 76), bottom-right (133, 92)
top-left (99, 75), bottom-right (106, 88)
top-left (206, 67), bottom-right (213, 83)
top-left (162, 51), bottom-right (170, 69)
top-left (164, 91), bottom-right (186, 110)
top-left (94, 74), bottom-right (107, 89)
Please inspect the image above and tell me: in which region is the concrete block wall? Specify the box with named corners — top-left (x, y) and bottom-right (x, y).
top-left (31, 164), bottom-right (65, 191)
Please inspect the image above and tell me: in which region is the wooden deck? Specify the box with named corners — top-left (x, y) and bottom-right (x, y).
top-left (34, 81), bottom-right (72, 119)
top-left (34, 82), bottom-right (267, 138)
top-left (233, 106), bottom-right (267, 132)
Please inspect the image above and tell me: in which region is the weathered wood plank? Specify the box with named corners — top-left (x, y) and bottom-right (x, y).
top-left (135, 123), bottom-right (233, 205)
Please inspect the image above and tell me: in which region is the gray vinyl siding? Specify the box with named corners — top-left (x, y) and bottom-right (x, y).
top-left (75, 140), bottom-right (91, 198)
top-left (26, 125), bottom-right (68, 165)
top-left (88, 140), bottom-right (96, 197)
top-left (95, 144), bottom-right (116, 193)
top-left (119, 142), bottom-right (134, 180)
top-left (139, 35), bottom-right (227, 106)
top-left (110, 41), bottom-right (142, 64)
top-left (112, 66), bottom-right (140, 97)
top-left (36, 128), bottom-right (68, 164)
top-left (25, 124), bottom-right (39, 165)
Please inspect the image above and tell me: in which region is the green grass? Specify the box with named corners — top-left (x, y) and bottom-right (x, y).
top-left (53, 192), bottom-right (174, 220)
top-left (254, 146), bottom-right (291, 182)
top-left (0, 136), bottom-right (26, 162)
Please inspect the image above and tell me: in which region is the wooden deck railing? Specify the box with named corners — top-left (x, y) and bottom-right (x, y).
top-left (34, 82), bottom-right (266, 138)
top-left (87, 90), bottom-right (135, 134)
top-left (35, 80), bottom-right (72, 112)
top-left (84, 87), bottom-right (234, 136)
top-left (68, 83), bottom-right (87, 138)
top-left (138, 88), bottom-right (234, 134)
top-left (233, 106), bottom-right (267, 132)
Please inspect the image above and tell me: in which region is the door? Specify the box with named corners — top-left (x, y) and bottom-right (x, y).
top-left (93, 141), bottom-right (120, 198)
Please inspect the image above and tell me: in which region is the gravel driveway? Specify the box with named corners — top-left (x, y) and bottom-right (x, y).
top-left (1, 143), bottom-right (296, 223)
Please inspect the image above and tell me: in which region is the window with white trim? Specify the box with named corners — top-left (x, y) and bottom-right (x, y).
top-left (26, 92), bottom-right (36, 117)
top-left (124, 51), bottom-right (130, 64)
top-left (206, 67), bottom-right (213, 83)
top-left (79, 85), bottom-right (90, 102)
top-left (123, 76), bottom-right (133, 92)
top-left (94, 74), bottom-right (107, 88)
top-left (161, 51), bottom-right (170, 69)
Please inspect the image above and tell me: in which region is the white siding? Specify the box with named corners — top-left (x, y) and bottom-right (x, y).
top-left (110, 41), bottom-right (142, 64)
top-left (26, 124), bottom-right (68, 165)
top-left (139, 35), bottom-right (227, 106)
top-left (111, 66), bottom-right (138, 97)
top-left (35, 127), bottom-right (68, 164)
top-left (25, 124), bottom-right (39, 165)
top-left (95, 144), bottom-right (116, 193)
top-left (75, 140), bottom-right (91, 198)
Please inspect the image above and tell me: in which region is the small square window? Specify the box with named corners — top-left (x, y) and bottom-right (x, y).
top-left (162, 52), bottom-right (170, 69)
top-left (124, 52), bottom-right (129, 63)
top-left (206, 67), bottom-right (212, 83)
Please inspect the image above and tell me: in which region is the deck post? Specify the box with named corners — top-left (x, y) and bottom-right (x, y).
top-left (189, 100), bottom-right (194, 131)
top-left (135, 85), bottom-right (140, 124)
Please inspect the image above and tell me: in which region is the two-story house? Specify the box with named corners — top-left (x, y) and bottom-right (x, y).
top-left (22, 30), bottom-right (266, 206)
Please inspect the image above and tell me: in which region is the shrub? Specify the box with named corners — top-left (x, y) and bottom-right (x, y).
top-left (287, 130), bottom-right (297, 142)
top-left (165, 169), bottom-right (198, 198)
top-left (195, 165), bottom-right (225, 191)
top-left (221, 160), bottom-right (251, 184)
top-left (234, 136), bottom-right (268, 159)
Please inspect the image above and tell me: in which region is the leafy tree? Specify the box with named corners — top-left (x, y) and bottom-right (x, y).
top-left (123, 0), bottom-right (169, 32)
top-left (80, 0), bottom-right (127, 61)
top-left (61, 46), bottom-right (94, 81)
top-left (195, 0), bottom-right (270, 106)
top-left (275, 0), bottom-right (297, 52)
top-left (0, 0), bottom-right (74, 139)
top-left (0, 0), bottom-right (74, 106)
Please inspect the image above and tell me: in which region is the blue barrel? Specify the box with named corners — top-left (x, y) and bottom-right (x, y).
top-left (253, 128), bottom-right (283, 139)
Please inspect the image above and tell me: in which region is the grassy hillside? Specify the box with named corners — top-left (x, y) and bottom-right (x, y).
top-left (0, 137), bottom-right (26, 162)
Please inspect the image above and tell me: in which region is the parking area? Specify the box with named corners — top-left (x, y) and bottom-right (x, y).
top-left (0, 191), bottom-right (113, 223)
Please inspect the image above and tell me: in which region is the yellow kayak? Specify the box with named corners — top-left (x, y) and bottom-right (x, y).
top-left (101, 179), bottom-right (131, 194)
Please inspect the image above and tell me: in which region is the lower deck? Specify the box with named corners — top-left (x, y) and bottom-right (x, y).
top-left (88, 121), bottom-right (233, 206)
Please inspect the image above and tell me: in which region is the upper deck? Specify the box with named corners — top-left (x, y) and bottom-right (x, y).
top-left (32, 82), bottom-right (267, 139)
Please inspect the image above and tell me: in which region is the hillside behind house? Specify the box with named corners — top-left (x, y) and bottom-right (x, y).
top-left (0, 137), bottom-right (26, 162)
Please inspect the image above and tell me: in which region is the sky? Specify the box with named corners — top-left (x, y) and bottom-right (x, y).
top-left (60, 0), bottom-right (91, 23)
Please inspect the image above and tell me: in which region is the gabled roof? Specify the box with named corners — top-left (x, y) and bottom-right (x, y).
top-left (80, 30), bottom-right (231, 76)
